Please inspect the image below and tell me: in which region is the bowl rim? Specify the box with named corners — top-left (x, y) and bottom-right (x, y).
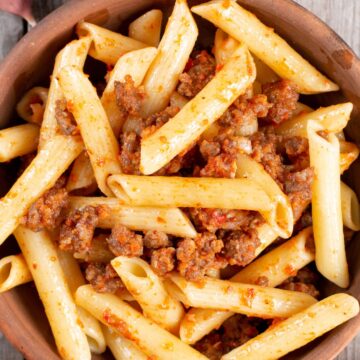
top-left (0, 0), bottom-right (360, 359)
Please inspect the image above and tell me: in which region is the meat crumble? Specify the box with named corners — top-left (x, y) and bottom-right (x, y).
top-left (21, 177), bottom-right (69, 232)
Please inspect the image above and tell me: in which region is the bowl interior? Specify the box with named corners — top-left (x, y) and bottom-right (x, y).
top-left (0, 0), bottom-right (360, 359)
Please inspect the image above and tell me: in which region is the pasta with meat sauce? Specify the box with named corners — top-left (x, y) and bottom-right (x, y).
top-left (0, 1), bottom-right (359, 359)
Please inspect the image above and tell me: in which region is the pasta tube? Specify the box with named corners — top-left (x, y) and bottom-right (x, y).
top-left (108, 175), bottom-right (272, 214)
top-left (236, 153), bottom-right (293, 238)
top-left (102, 325), bottom-right (148, 360)
top-left (75, 284), bottom-right (208, 360)
top-left (0, 135), bottom-right (82, 246)
top-left (39, 36), bottom-right (91, 148)
top-left (16, 86), bottom-right (48, 124)
top-left (141, 43), bottom-right (255, 174)
top-left (128, 9), bottom-right (163, 46)
top-left (166, 273), bottom-right (317, 319)
top-left (222, 293), bottom-right (359, 360)
top-left (341, 181), bottom-right (360, 231)
top-left (14, 227), bottom-right (91, 360)
top-left (213, 29), bottom-right (278, 84)
top-left (58, 67), bottom-right (123, 197)
top-left (308, 121), bottom-right (349, 288)
top-left (111, 256), bottom-right (184, 333)
top-left (192, 0), bottom-right (339, 94)
top-left (66, 152), bottom-right (96, 193)
top-left (0, 124), bottom-right (39, 162)
top-left (76, 22), bottom-right (147, 65)
top-left (141, 0), bottom-right (198, 116)
top-left (340, 140), bottom-right (359, 174)
top-left (68, 196), bottom-right (197, 237)
top-left (0, 254), bottom-right (32, 293)
top-left (276, 103), bottom-right (353, 137)
top-left (101, 47), bottom-right (157, 136)
top-left (179, 227), bottom-right (315, 344)
top-left (57, 251), bottom-right (106, 354)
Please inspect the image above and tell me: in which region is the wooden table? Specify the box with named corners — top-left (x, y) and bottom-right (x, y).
top-left (0, 0), bottom-right (359, 359)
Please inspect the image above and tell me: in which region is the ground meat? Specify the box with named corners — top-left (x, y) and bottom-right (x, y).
top-left (59, 205), bottom-right (103, 258)
top-left (219, 94), bottom-right (271, 136)
top-left (143, 230), bottom-right (171, 249)
top-left (114, 75), bottom-right (144, 117)
top-left (279, 267), bottom-right (320, 298)
top-left (251, 131), bottom-right (284, 184)
top-left (189, 208), bottom-right (262, 233)
top-left (176, 232), bottom-right (225, 282)
top-left (195, 315), bottom-right (268, 360)
top-left (55, 99), bottom-right (79, 135)
top-left (85, 263), bottom-right (124, 294)
top-left (21, 177), bottom-right (68, 232)
top-left (107, 224), bottom-right (143, 257)
top-left (199, 140), bottom-right (221, 160)
top-left (177, 50), bottom-right (216, 98)
top-left (151, 247), bottom-right (176, 276)
top-left (261, 80), bottom-right (299, 124)
top-left (194, 332), bottom-right (223, 360)
top-left (119, 132), bottom-right (141, 174)
top-left (284, 167), bottom-right (314, 222)
top-left (283, 136), bottom-right (310, 171)
top-left (200, 153), bottom-right (237, 178)
top-left (222, 228), bottom-right (261, 266)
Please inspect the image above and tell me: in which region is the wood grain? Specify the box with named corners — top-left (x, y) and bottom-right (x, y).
top-left (0, 0), bottom-right (359, 359)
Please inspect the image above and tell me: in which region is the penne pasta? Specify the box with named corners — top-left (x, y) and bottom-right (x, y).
top-left (140, 44), bottom-right (256, 174)
top-left (102, 325), bottom-right (148, 360)
top-left (179, 227), bottom-right (315, 344)
top-left (58, 67), bottom-right (123, 197)
top-left (76, 22), bottom-right (147, 65)
top-left (16, 86), bottom-right (48, 124)
top-left (213, 28), bottom-right (239, 66)
top-left (0, 124), bottom-right (39, 162)
top-left (170, 91), bottom-right (189, 109)
top-left (141, 0), bottom-right (198, 117)
top-left (14, 227), bottom-right (91, 360)
top-left (0, 254), bottom-right (32, 293)
top-left (108, 175), bottom-right (274, 216)
top-left (66, 152), bottom-right (96, 194)
top-left (68, 196), bottom-right (197, 238)
top-left (57, 251), bottom-right (106, 354)
top-left (128, 9), bottom-right (163, 47)
top-left (166, 273), bottom-right (317, 319)
top-left (75, 284), bottom-right (208, 360)
top-left (222, 293), bottom-right (359, 360)
top-left (292, 102), bottom-right (313, 117)
top-left (0, 135), bottom-right (82, 246)
top-left (101, 47), bottom-right (157, 136)
top-left (254, 223), bottom-right (278, 257)
top-left (111, 256), bottom-right (185, 333)
top-left (192, 0), bottom-right (339, 94)
top-left (236, 153), bottom-right (293, 238)
top-left (308, 121), bottom-right (349, 288)
top-left (276, 103), bottom-right (353, 138)
top-left (340, 140), bottom-right (360, 174)
top-left (341, 181), bottom-right (360, 231)
top-left (252, 55), bottom-right (279, 84)
top-left (39, 36), bottom-right (91, 148)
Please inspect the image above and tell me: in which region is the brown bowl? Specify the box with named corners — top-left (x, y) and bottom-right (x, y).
top-left (1, 0), bottom-right (360, 359)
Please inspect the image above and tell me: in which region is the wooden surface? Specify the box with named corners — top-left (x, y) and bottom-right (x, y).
top-left (0, 0), bottom-right (359, 359)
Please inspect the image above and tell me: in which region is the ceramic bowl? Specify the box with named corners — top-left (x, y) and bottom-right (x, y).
top-left (0, 1), bottom-right (360, 359)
